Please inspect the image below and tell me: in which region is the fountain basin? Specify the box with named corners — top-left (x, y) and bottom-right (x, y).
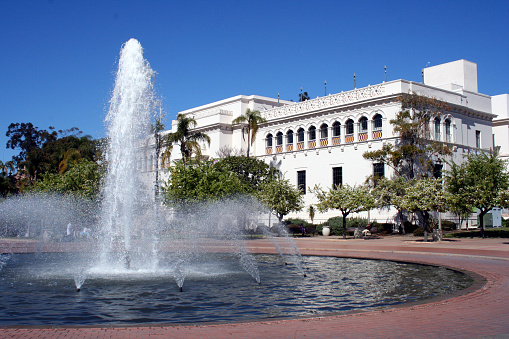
top-left (0, 252), bottom-right (472, 326)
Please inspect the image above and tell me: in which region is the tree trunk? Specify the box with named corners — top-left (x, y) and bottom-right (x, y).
top-left (246, 127), bottom-right (251, 157)
top-left (342, 213), bottom-right (348, 239)
top-left (479, 209), bottom-right (487, 238)
top-left (423, 211), bottom-right (429, 242)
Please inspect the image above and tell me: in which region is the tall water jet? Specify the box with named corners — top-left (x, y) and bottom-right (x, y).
top-left (100, 38), bottom-right (156, 269)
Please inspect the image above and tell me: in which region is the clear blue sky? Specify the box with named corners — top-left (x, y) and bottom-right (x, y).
top-left (1, 0), bottom-right (508, 162)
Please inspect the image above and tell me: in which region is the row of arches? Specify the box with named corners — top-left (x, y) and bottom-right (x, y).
top-left (265, 114), bottom-right (383, 153)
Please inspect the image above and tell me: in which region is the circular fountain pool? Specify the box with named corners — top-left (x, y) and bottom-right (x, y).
top-left (0, 253), bottom-right (472, 326)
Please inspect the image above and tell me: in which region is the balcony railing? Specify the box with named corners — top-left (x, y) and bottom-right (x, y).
top-left (345, 135), bottom-right (354, 143)
top-left (372, 130), bottom-right (382, 139)
top-left (275, 145), bottom-right (283, 153)
top-left (332, 136), bottom-right (341, 145)
top-left (286, 144), bottom-right (293, 152)
top-left (265, 147), bottom-right (273, 154)
top-left (358, 132), bottom-right (368, 141)
top-left (308, 140), bottom-right (316, 149)
top-left (320, 138), bottom-right (328, 147)
top-left (297, 142), bottom-right (304, 150)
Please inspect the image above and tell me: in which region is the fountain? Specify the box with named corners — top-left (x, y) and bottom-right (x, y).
top-left (0, 39), bottom-right (474, 326)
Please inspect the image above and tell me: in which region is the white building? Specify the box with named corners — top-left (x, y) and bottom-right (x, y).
top-left (149, 59), bottom-right (505, 224)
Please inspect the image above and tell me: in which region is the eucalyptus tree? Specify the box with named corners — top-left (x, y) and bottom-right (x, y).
top-left (444, 151), bottom-right (509, 237)
top-left (232, 109), bottom-right (267, 157)
top-left (363, 93), bottom-right (452, 180)
top-left (312, 184), bottom-right (374, 239)
top-left (164, 114), bottom-right (210, 165)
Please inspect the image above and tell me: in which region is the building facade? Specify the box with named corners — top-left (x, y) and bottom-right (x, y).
top-left (148, 60), bottom-right (506, 224)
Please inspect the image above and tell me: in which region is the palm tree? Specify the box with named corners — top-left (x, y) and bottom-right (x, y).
top-left (151, 114), bottom-right (165, 198)
top-left (232, 108), bottom-right (267, 157)
top-left (164, 114), bottom-right (210, 165)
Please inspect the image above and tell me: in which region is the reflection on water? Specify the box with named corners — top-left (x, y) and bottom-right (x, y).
top-left (0, 253), bottom-right (472, 326)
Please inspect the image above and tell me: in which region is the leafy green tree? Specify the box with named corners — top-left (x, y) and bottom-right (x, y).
top-left (400, 178), bottom-right (446, 241)
top-left (312, 184), bottom-right (374, 239)
top-left (30, 159), bottom-right (103, 199)
top-left (443, 161), bottom-right (473, 230)
top-left (6, 123), bottom-right (98, 186)
top-left (164, 114), bottom-right (210, 165)
top-left (232, 109), bottom-right (267, 157)
top-left (257, 177), bottom-right (304, 223)
top-left (363, 93), bottom-right (451, 180)
top-left (214, 156), bottom-right (277, 193)
top-left (371, 176), bottom-right (409, 231)
top-left (163, 160), bottom-right (246, 203)
top-left (444, 151), bottom-right (509, 237)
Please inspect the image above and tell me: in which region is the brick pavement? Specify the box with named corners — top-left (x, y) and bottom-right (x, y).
top-left (1, 236), bottom-right (509, 338)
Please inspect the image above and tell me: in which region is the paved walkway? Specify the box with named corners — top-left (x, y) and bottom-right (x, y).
top-left (1, 236), bottom-right (509, 338)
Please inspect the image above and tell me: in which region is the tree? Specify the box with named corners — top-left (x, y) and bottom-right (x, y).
top-left (163, 159), bottom-right (246, 204)
top-left (257, 177), bottom-right (304, 223)
top-left (371, 177), bottom-right (408, 231)
top-left (444, 151), bottom-right (509, 237)
top-left (299, 91), bottom-right (310, 102)
top-left (151, 113), bottom-right (166, 198)
top-left (443, 161), bottom-right (473, 230)
top-left (400, 178), bottom-right (447, 241)
top-left (363, 93), bottom-right (452, 180)
top-left (214, 156), bottom-right (278, 193)
top-left (164, 114), bottom-right (210, 165)
top-left (232, 109), bottom-right (267, 157)
top-left (312, 184), bottom-right (374, 239)
top-left (307, 205), bottom-right (316, 224)
top-left (30, 159), bottom-right (103, 199)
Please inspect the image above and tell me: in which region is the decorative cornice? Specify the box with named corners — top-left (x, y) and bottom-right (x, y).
top-left (190, 109), bottom-right (233, 120)
top-left (261, 84), bottom-right (386, 120)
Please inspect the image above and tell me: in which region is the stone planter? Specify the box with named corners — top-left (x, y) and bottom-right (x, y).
top-left (322, 226), bottom-right (330, 236)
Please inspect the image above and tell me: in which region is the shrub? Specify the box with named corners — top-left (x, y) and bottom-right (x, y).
top-left (403, 221), bottom-right (418, 234)
top-left (413, 227), bottom-right (424, 236)
top-left (284, 218), bottom-right (310, 227)
top-left (441, 220), bottom-right (457, 231)
top-left (447, 228), bottom-right (509, 238)
top-left (377, 223), bottom-right (394, 234)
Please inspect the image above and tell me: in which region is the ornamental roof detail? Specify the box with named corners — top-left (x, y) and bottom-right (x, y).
top-left (262, 84), bottom-right (386, 120)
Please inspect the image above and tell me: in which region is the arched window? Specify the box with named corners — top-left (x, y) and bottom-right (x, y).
top-left (286, 130), bottom-right (294, 144)
top-left (345, 119), bottom-right (354, 135)
top-left (308, 126), bottom-right (316, 140)
top-left (297, 128), bottom-right (305, 142)
top-left (276, 132), bottom-right (283, 146)
top-left (332, 121), bottom-right (341, 136)
top-left (266, 133), bottom-right (273, 147)
top-left (359, 117), bottom-right (368, 132)
top-left (445, 119), bottom-right (451, 142)
top-left (320, 123), bottom-right (328, 139)
top-left (372, 114), bottom-right (383, 139)
top-left (373, 114), bottom-right (382, 130)
top-left (434, 117), bottom-right (441, 140)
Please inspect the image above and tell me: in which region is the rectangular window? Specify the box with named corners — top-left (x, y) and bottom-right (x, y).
top-left (476, 130), bottom-right (481, 148)
top-left (333, 167), bottom-right (342, 189)
top-left (373, 163), bottom-right (385, 179)
top-left (297, 170), bottom-right (306, 194)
